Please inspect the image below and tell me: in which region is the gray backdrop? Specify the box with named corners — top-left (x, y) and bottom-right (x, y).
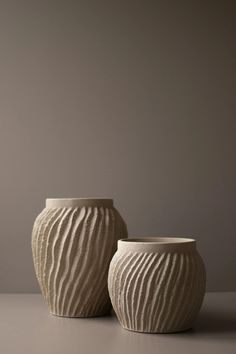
top-left (0, 0), bottom-right (235, 292)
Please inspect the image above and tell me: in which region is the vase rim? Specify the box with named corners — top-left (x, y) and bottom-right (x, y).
top-left (118, 237), bottom-right (196, 252)
top-left (46, 198), bottom-right (113, 208)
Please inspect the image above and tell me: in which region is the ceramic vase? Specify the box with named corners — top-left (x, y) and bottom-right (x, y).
top-left (108, 237), bottom-right (206, 333)
top-left (32, 198), bottom-right (128, 317)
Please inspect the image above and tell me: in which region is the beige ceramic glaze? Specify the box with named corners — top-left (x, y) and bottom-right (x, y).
top-left (108, 237), bottom-right (206, 333)
top-left (32, 198), bottom-right (128, 317)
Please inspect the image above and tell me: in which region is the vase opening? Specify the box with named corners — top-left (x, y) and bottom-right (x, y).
top-left (120, 237), bottom-right (195, 244)
top-left (46, 198), bottom-right (113, 208)
top-left (118, 237), bottom-right (196, 252)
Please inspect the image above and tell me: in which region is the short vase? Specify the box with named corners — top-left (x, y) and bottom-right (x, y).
top-left (32, 198), bottom-right (128, 317)
top-left (108, 237), bottom-right (206, 333)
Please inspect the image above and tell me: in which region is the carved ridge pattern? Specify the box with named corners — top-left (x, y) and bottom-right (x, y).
top-left (108, 251), bottom-right (206, 333)
top-left (32, 206), bottom-right (127, 317)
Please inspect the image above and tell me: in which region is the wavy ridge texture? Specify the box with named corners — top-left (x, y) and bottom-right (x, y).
top-left (108, 250), bottom-right (206, 333)
top-left (32, 206), bottom-right (127, 317)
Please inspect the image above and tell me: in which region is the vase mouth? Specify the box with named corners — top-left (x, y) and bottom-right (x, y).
top-left (118, 237), bottom-right (196, 252)
top-left (46, 198), bottom-right (113, 208)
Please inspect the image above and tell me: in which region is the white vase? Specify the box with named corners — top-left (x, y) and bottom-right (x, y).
top-left (108, 237), bottom-right (206, 333)
top-left (32, 198), bottom-right (128, 317)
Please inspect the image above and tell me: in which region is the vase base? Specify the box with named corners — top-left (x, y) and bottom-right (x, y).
top-left (121, 324), bottom-right (193, 334)
top-left (50, 311), bottom-right (111, 318)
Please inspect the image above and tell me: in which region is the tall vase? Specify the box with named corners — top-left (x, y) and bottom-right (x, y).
top-left (32, 198), bottom-right (128, 317)
top-left (108, 237), bottom-right (206, 333)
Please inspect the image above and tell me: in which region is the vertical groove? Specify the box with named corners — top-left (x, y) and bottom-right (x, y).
top-left (137, 253), bottom-right (166, 332)
top-left (108, 252), bottom-right (133, 324)
top-left (123, 253), bottom-right (147, 328)
top-left (177, 252), bottom-right (196, 329)
top-left (33, 208), bottom-right (54, 276)
top-left (156, 253), bottom-right (178, 331)
top-left (38, 208), bottom-right (62, 294)
top-left (64, 206), bottom-right (94, 315)
top-left (150, 253), bottom-right (174, 331)
top-left (47, 208), bottom-right (73, 310)
top-left (52, 208), bottom-right (79, 314)
top-left (160, 252), bottom-right (185, 331)
top-left (32, 208), bottom-right (63, 298)
top-left (81, 207), bottom-right (105, 314)
top-left (144, 253), bottom-right (168, 332)
top-left (116, 252), bottom-right (140, 325)
top-left (69, 206), bottom-right (100, 315)
top-left (42, 208), bottom-right (67, 305)
top-left (59, 206), bottom-right (87, 313)
top-left (91, 208), bottom-right (117, 314)
top-left (165, 252), bottom-right (189, 331)
top-left (128, 252), bottom-right (156, 330)
top-left (65, 207), bottom-right (100, 315)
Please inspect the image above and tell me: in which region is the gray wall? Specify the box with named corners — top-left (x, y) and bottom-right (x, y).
top-left (0, 0), bottom-right (235, 292)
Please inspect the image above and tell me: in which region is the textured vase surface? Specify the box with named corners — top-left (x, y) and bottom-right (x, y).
top-left (32, 198), bottom-right (128, 317)
top-left (108, 237), bottom-right (206, 333)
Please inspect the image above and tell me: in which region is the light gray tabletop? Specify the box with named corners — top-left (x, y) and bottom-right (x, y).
top-left (0, 292), bottom-right (235, 354)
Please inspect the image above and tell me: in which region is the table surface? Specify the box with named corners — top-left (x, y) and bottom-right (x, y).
top-left (0, 292), bottom-right (235, 354)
